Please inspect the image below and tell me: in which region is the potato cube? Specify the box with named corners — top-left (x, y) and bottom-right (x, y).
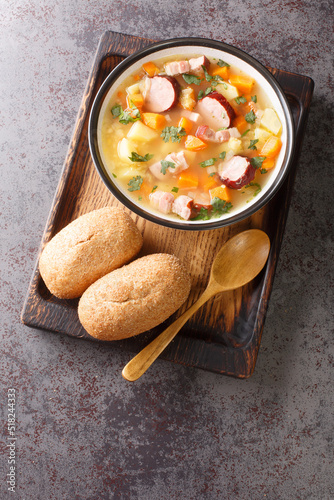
top-left (254, 127), bottom-right (271, 146)
top-left (117, 138), bottom-right (138, 164)
top-left (127, 121), bottom-right (158, 142)
top-left (260, 108), bottom-right (282, 135)
top-left (227, 138), bottom-right (243, 155)
top-left (216, 82), bottom-right (239, 101)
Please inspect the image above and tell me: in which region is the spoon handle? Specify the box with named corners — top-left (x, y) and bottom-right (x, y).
top-left (122, 287), bottom-right (217, 381)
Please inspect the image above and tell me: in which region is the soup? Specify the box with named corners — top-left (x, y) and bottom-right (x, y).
top-left (98, 54), bottom-right (283, 222)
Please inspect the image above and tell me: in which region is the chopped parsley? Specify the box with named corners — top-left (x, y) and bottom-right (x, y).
top-left (260, 168), bottom-right (268, 174)
top-left (219, 151), bottom-right (226, 160)
top-left (200, 157), bottom-right (217, 168)
top-left (152, 185), bottom-right (158, 192)
top-left (248, 139), bottom-right (259, 150)
top-left (112, 172), bottom-right (117, 178)
top-left (127, 175), bottom-right (143, 192)
top-left (183, 74), bottom-right (202, 85)
top-left (138, 196), bottom-right (142, 201)
top-left (192, 197), bottom-right (232, 220)
top-left (171, 187), bottom-right (179, 193)
top-left (250, 156), bottom-right (266, 169)
top-left (211, 197), bottom-right (233, 215)
top-left (209, 172), bottom-right (216, 177)
top-left (241, 129), bottom-right (251, 137)
top-left (192, 207), bottom-right (211, 221)
top-left (251, 95), bottom-right (257, 103)
top-left (217, 59), bottom-right (230, 68)
top-left (128, 152), bottom-right (154, 162)
top-left (245, 182), bottom-right (262, 197)
top-left (235, 96), bottom-right (247, 105)
top-left (197, 90), bottom-right (204, 100)
top-left (202, 65), bottom-right (213, 82)
top-left (111, 104), bottom-right (122, 118)
top-left (160, 160), bottom-right (175, 174)
top-left (161, 126), bottom-right (186, 143)
top-left (245, 110), bottom-right (256, 124)
top-left (111, 103), bottom-right (141, 125)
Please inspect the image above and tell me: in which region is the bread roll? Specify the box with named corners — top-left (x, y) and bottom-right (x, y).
top-left (39, 207), bottom-right (143, 299)
top-left (78, 253), bottom-right (191, 340)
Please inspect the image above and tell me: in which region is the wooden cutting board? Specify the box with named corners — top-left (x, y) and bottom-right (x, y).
top-left (21, 31), bottom-right (314, 378)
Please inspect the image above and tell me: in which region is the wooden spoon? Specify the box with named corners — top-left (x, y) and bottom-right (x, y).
top-left (122, 229), bottom-right (270, 381)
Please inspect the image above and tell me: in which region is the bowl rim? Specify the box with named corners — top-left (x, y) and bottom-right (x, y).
top-left (89, 36), bottom-right (295, 231)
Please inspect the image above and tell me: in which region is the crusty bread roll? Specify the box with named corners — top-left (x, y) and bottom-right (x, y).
top-left (78, 253), bottom-right (191, 340)
top-left (39, 207), bottom-right (143, 299)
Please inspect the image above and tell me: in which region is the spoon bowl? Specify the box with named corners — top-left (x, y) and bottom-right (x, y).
top-left (122, 229), bottom-right (270, 381)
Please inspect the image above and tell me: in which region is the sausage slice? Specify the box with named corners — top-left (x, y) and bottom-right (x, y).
top-left (219, 156), bottom-right (256, 189)
top-left (196, 91), bottom-right (235, 129)
top-left (143, 75), bottom-right (180, 113)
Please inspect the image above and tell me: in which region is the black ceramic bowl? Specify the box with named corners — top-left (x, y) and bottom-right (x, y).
top-left (89, 37), bottom-right (295, 230)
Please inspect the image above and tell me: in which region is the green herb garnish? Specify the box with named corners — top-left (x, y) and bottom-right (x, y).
top-left (251, 95), bottom-right (257, 103)
top-left (161, 126), bottom-right (186, 143)
top-left (248, 139), bottom-right (259, 150)
top-left (260, 168), bottom-right (268, 174)
top-left (152, 185), bottom-right (158, 192)
top-left (245, 110), bottom-right (256, 124)
top-left (127, 175), bottom-right (143, 192)
top-left (200, 157), bottom-right (217, 168)
top-left (171, 187), bottom-right (179, 193)
top-left (160, 160), bottom-right (175, 174)
top-left (128, 152), bottom-right (154, 162)
top-left (192, 197), bottom-right (232, 220)
top-left (197, 90), bottom-right (204, 100)
top-left (211, 197), bottom-right (233, 215)
top-left (118, 106), bottom-right (141, 125)
top-left (112, 172), bottom-right (117, 178)
top-left (241, 129), bottom-right (251, 137)
top-left (217, 59), bottom-right (230, 68)
top-left (111, 104), bottom-right (122, 118)
top-left (219, 151), bottom-right (226, 160)
top-left (235, 96), bottom-right (247, 105)
top-left (182, 74), bottom-right (202, 85)
top-left (192, 207), bottom-right (211, 220)
top-left (250, 156), bottom-right (266, 169)
top-left (209, 172), bottom-right (216, 177)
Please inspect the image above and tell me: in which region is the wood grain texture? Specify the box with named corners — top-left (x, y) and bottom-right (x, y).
top-left (21, 31), bottom-right (314, 378)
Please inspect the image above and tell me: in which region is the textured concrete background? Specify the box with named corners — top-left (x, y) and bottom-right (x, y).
top-left (1, 1), bottom-right (333, 499)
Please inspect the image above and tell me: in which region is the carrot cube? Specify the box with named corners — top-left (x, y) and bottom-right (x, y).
top-left (209, 185), bottom-right (231, 203)
top-left (212, 66), bottom-right (230, 80)
top-left (178, 116), bottom-right (193, 134)
top-left (233, 115), bottom-right (249, 134)
top-left (142, 112), bottom-right (166, 130)
top-left (184, 135), bottom-right (208, 151)
top-left (142, 61), bottom-right (159, 77)
top-left (261, 158), bottom-right (276, 170)
top-left (229, 74), bottom-right (255, 94)
top-left (260, 136), bottom-right (282, 158)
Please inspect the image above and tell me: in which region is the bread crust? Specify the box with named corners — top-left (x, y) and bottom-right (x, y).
top-left (78, 253), bottom-right (191, 340)
top-left (39, 207), bottom-right (143, 299)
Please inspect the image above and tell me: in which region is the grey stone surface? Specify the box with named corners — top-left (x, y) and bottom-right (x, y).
top-left (1, 1), bottom-right (333, 499)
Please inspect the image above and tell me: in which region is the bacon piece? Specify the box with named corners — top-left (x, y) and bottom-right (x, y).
top-left (172, 195), bottom-right (194, 220)
top-left (164, 151), bottom-right (189, 175)
top-left (165, 60), bottom-right (190, 76)
top-left (149, 151), bottom-right (189, 180)
top-left (196, 91), bottom-right (235, 129)
top-left (188, 56), bottom-right (210, 74)
top-left (195, 125), bottom-right (230, 143)
top-left (219, 156), bottom-right (256, 189)
top-left (143, 76), bottom-right (180, 113)
top-left (149, 191), bottom-right (175, 214)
